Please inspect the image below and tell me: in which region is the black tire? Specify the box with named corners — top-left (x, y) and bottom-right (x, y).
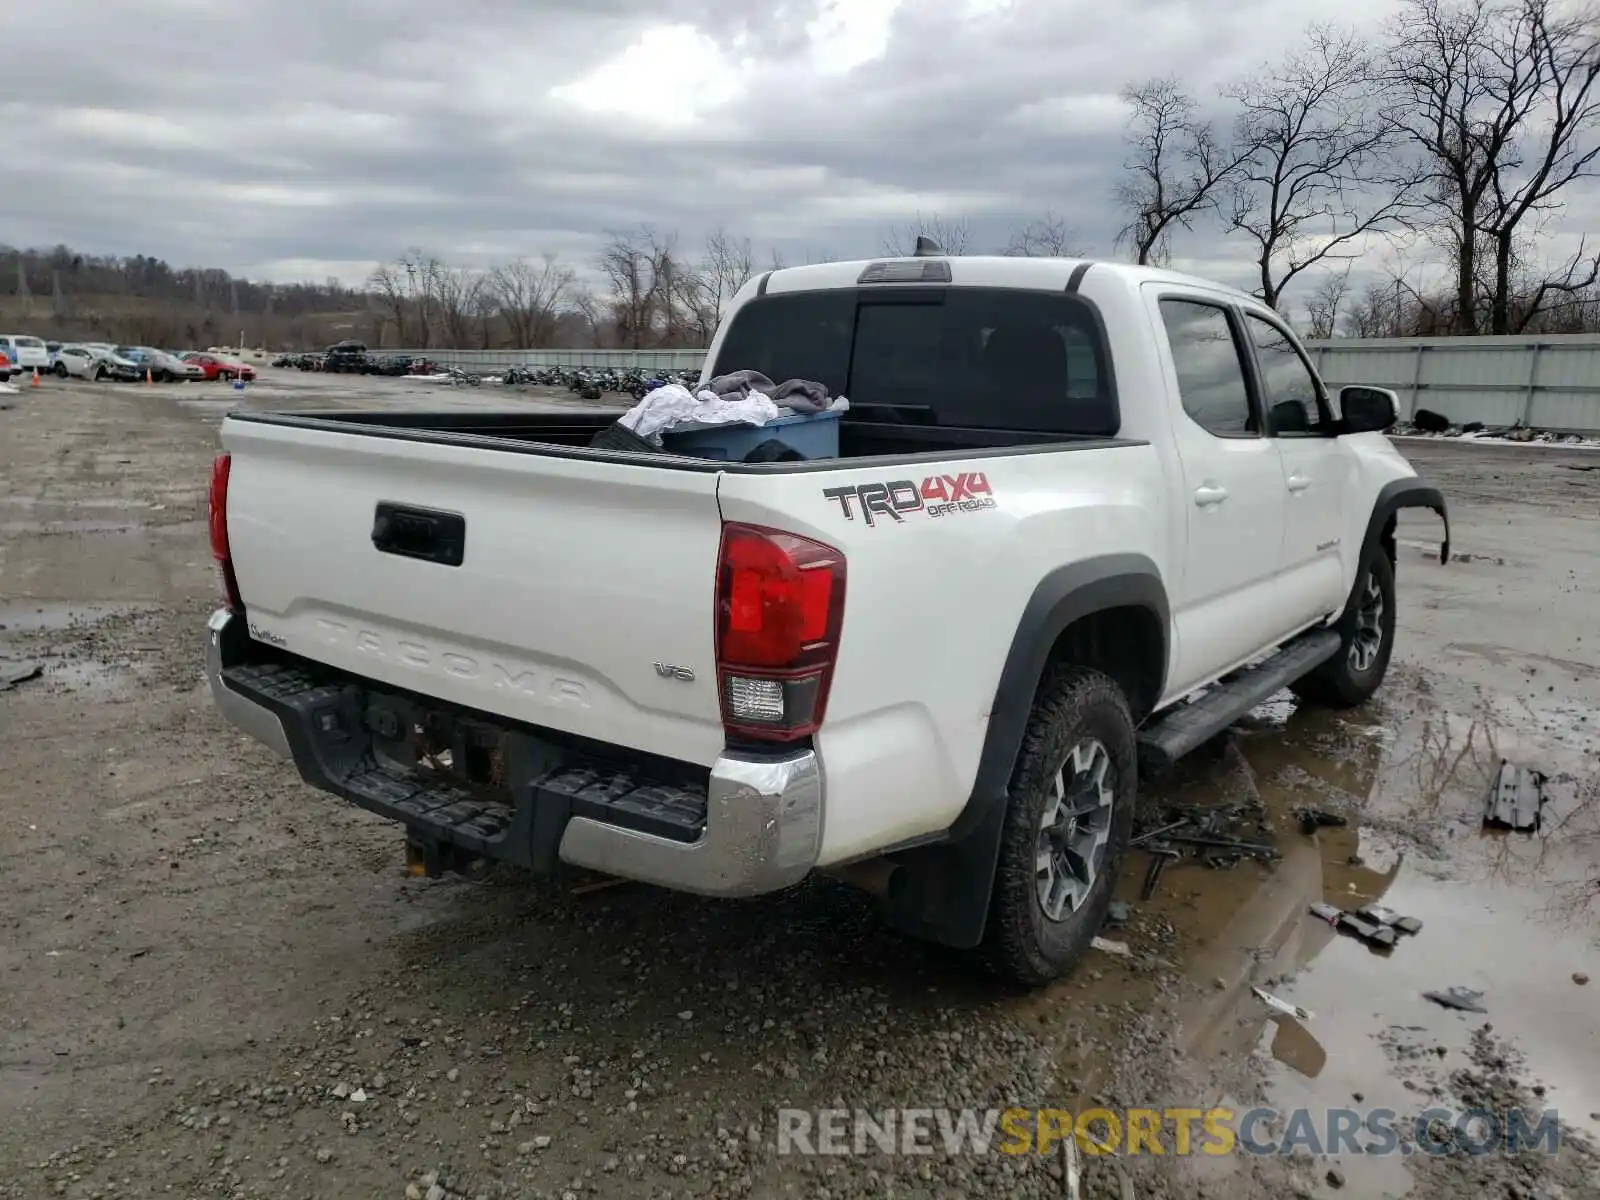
top-left (54, 361), bottom-right (69, 378)
top-left (1291, 550), bottom-right (1397, 708)
top-left (158, 369), bottom-right (173, 383)
top-left (95, 365), bottom-right (108, 381)
top-left (983, 666), bottom-right (1138, 985)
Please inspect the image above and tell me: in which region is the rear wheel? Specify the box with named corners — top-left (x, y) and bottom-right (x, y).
top-left (219, 370), bottom-right (233, 382)
top-left (158, 369), bottom-right (173, 383)
top-left (95, 365), bottom-right (108, 381)
top-left (1291, 551), bottom-right (1396, 707)
top-left (54, 361), bottom-right (69, 378)
top-left (983, 667), bottom-right (1137, 985)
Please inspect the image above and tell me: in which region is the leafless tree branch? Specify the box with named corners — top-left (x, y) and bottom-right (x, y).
top-left (1114, 77), bottom-right (1250, 265)
top-left (1226, 25), bottom-right (1424, 310)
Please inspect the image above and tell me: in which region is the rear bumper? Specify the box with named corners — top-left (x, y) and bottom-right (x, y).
top-left (204, 609), bottom-right (822, 896)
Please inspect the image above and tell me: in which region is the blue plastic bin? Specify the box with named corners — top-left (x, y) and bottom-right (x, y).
top-left (660, 408), bottom-right (841, 461)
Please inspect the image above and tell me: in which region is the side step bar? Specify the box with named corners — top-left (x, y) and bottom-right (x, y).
top-left (1137, 629), bottom-right (1342, 772)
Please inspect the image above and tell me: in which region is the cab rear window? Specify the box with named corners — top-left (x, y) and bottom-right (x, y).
top-left (709, 287), bottom-right (1118, 437)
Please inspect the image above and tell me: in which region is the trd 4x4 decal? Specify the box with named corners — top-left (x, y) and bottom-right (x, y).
top-left (823, 472), bottom-right (996, 527)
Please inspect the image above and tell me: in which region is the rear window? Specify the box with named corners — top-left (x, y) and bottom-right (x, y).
top-left (16, 336), bottom-right (45, 348)
top-left (709, 287), bottom-right (1118, 436)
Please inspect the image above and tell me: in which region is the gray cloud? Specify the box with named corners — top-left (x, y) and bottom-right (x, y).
top-left (4, 0), bottom-right (1593, 314)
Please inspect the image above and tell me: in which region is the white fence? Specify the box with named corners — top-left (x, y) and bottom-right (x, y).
top-left (385, 347), bottom-right (706, 372)
top-left (1306, 334), bottom-right (1600, 433)
top-left (391, 334), bottom-right (1600, 433)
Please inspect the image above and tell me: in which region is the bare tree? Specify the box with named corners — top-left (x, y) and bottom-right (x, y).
top-left (568, 284), bottom-right (603, 347)
top-left (882, 212), bottom-right (971, 256)
top-left (596, 227), bottom-right (661, 349)
top-left (1226, 26), bottom-right (1421, 310)
top-left (1383, 0), bottom-right (1600, 333)
top-left (488, 254), bottom-right (575, 348)
top-left (1477, 0), bottom-right (1600, 332)
top-left (1305, 263), bottom-right (1355, 337)
top-left (367, 263), bottom-right (409, 346)
top-left (1003, 210), bottom-right (1084, 256)
top-left (700, 228), bottom-right (755, 334)
top-left (596, 227), bottom-right (684, 348)
top-left (393, 250), bottom-right (444, 347)
top-left (1115, 77), bottom-right (1247, 264)
top-left (430, 266), bottom-right (484, 349)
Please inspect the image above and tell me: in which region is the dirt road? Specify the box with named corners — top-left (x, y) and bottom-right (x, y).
top-left (2, 372), bottom-right (1596, 1199)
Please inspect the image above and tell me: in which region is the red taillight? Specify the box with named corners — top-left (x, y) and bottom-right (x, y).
top-left (715, 522), bottom-right (846, 742)
top-left (208, 452), bottom-right (243, 612)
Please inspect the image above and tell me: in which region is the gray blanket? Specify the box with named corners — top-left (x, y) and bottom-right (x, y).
top-left (707, 369), bottom-right (832, 413)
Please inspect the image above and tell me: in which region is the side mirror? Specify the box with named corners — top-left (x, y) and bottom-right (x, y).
top-left (1339, 385), bottom-right (1399, 434)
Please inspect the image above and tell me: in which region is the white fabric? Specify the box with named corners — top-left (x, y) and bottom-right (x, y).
top-left (618, 383), bottom-right (783, 442)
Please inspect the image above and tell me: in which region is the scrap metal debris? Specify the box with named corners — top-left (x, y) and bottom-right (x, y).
top-left (1424, 986), bottom-right (1488, 1014)
top-left (1309, 901), bottom-right (1407, 948)
top-left (1091, 936), bottom-right (1131, 957)
top-left (1485, 760), bottom-right (1547, 832)
top-left (1295, 807), bottom-right (1348, 836)
top-left (1132, 804), bottom-right (1280, 900)
top-left (1252, 985), bottom-right (1314, 1021)
top-left (1, 660), bottom-right (43, 691)
top-left (1060, 1126), bottom-right (1081, 1200)
top-left (1359, 904), bottom-right (1423, 936)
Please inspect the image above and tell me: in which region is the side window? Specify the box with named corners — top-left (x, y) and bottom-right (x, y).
top-left (1245, 315), bottom-right (1326, 435)
top-left (1158, 299), bottom-right (1256, 437)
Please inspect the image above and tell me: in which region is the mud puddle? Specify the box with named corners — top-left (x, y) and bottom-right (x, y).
top-left (0, 600), bottom-right (158, 634)
top-left (0, 497), bottom-right (156, 511)
top-left (1047, 680), bottom-right (1600, 1195)
top-left (0, 602), bottom-right (168, 699)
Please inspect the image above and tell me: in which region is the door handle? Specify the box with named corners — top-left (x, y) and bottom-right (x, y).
top-left (1193, 484), bottom-right (1229, 507)
top-left (1287, 473), bottom-right (1312, 493)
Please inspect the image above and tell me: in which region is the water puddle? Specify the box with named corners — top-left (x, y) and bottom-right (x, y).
top-left (0, 497), bottom-right (154, 511)
top-left (1014, 678), bottom-right (1598, 1195)
top-left (0, 519), bottom-right (143, 535)
top-left (32, 657), bottom-right (129, 698)
top-left (0, 601), bottom-right (155, 634)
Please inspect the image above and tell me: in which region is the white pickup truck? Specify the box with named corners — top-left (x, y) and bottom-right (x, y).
top-left (204, 254), bottom-right (1448, 984)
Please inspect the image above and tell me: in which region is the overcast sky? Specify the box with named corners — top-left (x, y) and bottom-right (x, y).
top-left (5, 0), bottom-right (1597, 311)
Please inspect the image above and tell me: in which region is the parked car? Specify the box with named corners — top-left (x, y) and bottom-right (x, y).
top-left (322, 340), bottom-right (368, 373)
top-left (203, 255), bottom-right (1449, 986)
top-left (183, 352), bottom-right (257, 382)
top-left (55, 344), bottom-right (141, 382)
top-left (115, 346), bottom-right (204, 382)
top-left (0, 334), bottom-right (50, 376)
top-left (0, 348), bottom-right (11, 383)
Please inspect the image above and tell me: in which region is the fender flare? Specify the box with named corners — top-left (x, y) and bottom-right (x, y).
top-left (879, 554), bottom-right (1170, 949)
top-left (1341, 479), bottom-right (1449, 623)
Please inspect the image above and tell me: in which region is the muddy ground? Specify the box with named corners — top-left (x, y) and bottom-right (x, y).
top-left (1, 370), bottom-right (1596, 1200)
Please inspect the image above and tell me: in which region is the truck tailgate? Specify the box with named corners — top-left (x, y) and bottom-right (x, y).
top-left (221, 418), bottom-right (727, 766)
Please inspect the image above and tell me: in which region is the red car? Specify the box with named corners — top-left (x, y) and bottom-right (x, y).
top-left (0, 348), bottom-right (11, 383)
top-left (182, 352), bottom-right (256, 382)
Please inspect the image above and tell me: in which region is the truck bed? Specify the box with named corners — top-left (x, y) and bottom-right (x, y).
top-left (226, 408), bottom-right (1145, 469)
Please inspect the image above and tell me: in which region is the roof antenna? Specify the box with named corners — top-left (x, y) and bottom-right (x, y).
top-left (912, 234), bottom-right (943, 257)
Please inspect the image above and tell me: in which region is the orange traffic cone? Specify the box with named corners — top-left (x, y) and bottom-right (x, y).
top-left (145, 367), bottom-right (153, 387)
top-left (31, 367), bottom-right (40, 388)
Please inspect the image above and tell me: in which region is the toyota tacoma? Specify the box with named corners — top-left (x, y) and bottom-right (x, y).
top-left (203, 254), bottom-right (1448, 984)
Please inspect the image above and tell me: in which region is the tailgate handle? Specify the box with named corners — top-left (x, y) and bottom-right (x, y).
top-left (371, 502), bottom-right (466, 567)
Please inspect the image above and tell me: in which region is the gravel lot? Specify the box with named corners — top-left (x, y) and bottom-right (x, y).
top-left (1, 372), bottom-right (1596, 1199)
